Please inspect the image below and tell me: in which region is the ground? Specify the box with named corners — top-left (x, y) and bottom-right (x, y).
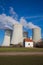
top-left (0, 55), bottom-right (43, 65)
top-left (0, 52), bottom-right (43, 55)
top-left (0, 47), bottom-right (43, 65)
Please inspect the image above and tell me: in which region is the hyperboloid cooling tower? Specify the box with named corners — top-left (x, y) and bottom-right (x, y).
top-left (2, 29), bottom-right (11, 46)
top-left (32, 28), bottom-right (41, 43)
top-left (23, 32), bottom-right (28, 39)
top-left (11, 24), bottom-right (23, 45)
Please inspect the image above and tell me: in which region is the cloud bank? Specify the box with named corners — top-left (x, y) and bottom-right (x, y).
top-left (0, 7), bottom-right (40, 30)
top-left (27, 22), bottom-right (40, 29)
top-left (0, 13), bottom-right (19, 30)
top-left (20, 17), bottom-right (27, 28)
top-left (20, 17), bottom-right (40, 29)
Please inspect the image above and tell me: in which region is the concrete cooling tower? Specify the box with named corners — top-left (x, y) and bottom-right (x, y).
top-left (2, 29), bottom-right (11, 46)
top-left (32, 28), bottom-right (41, 43)
top-left (11, 24), bottom-right (23, 46)
top-left (23, 32), bottom-right (28, 39)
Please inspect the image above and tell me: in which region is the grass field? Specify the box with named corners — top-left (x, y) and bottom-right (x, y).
top-left (0, 47), bottom-right (43, 52)
top-left (0, 55), bottom-right (43, 65)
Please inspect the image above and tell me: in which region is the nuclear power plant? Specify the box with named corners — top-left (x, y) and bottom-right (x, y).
top-left (11, 24), bottom-right (23, 46)
top-left (23, 31), bottom-right (28, 39)
top-left (0, 23), bottom-right (42, 47)
top-left (32, 28), bottom-right (41, 43)
top-left (2, 29), bottom-right (11, 46)
top-left (1, 23), bottom-right (23, 46)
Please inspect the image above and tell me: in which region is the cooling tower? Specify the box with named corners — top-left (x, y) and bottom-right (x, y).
top-left (11, 24), bottom-right (23, 45)
top-left (32, 28), bottom-right (41, 43)
top-left (23, 32), bottom-right (28, 39)
top-left (2, 29), bottom-right (11, 46)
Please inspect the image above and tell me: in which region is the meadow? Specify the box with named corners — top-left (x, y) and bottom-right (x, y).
top-left (0, 47), bottom-right (43, 52)
top-left (0, 55), bottom-right (43, 65)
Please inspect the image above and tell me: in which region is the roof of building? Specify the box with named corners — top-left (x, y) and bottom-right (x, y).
top-left (24, 38), bottom-right (33, 42)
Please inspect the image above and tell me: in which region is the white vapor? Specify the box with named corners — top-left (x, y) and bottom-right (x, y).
top-left (0, 6), bottom-right (40, 30)
top-left (20, 17), bottom-right (27, 28)
top-left (0, 13), bottom-right (40, 30)
top-left (27, 22), bottom-right (40, 29)
top-left (20, 17), bottom-right (40, 29)
top-left (0, 13), bottom-right (19, 30)
top-left (9, 7), bottom-right (18, 20)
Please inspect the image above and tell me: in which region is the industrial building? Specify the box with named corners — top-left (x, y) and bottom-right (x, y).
top-left (23, 31), bottom-right (28, 39)
top-left (11, 23), bottom-right (23, 46)
top-left (2, 29), bottom-right (11, 46)
top-left (32, 28), bottom-right (41, 43)
top-left (0, 23), bottom-right (42, 47)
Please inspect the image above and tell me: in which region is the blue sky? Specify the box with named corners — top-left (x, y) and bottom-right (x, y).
top-left (0, 0), bottom-right (43, 45)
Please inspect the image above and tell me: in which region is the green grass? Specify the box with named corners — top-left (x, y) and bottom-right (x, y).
top-left (0, 47), bottom-right (43, 52)
top-left (0, 55), bottom-right (43, 65)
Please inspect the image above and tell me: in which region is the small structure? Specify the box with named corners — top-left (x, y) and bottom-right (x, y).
top-left (24, 38), bottom-right (33, 48)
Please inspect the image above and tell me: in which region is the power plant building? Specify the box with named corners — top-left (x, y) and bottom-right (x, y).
top-left (11, 24), bottom-right (23, 45)
top-left (0, 22), bottom-right (42, 47)
top-left (2, 29), bottom-right (11, 46)
top-left (23, 32), bottom-right (28, 39)
top-left (32, 28), bottom-right (41, 43)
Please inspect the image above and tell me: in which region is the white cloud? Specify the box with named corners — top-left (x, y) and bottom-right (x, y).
top-left (20, 17), bottom-right (40, 29)
top-left (9, 7), bottom-right (18, 20)
top-left (20, 17), bottom-right (27, 28)
top-left (9, 7), bottom-right (16, 15)
top-left (0, 13), bottom-right (40, 30)
top-left (27, 22), bottom-right (40, 29)
top-left (0, 13), bottom-right (19, 30)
